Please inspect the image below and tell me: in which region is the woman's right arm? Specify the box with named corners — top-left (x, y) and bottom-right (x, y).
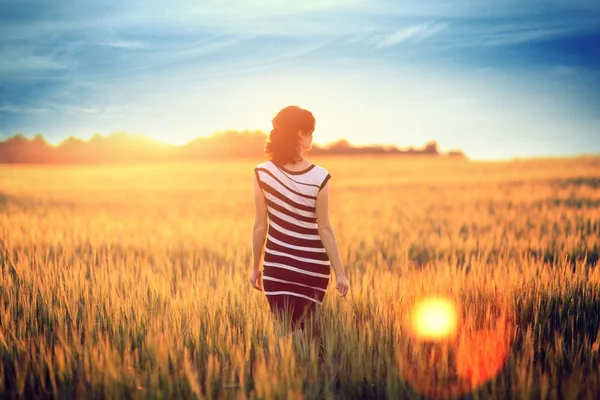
top-left (316, 181), bottom-right (349, 296)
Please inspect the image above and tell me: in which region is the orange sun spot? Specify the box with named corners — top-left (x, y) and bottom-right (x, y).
top-left (456, 324), bottom-right (512, 388)
top-left (409, 297), bottom-right (458, 341)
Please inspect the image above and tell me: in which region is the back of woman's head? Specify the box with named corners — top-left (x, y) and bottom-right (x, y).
top-left (265, 105), bottom-right (315, 165)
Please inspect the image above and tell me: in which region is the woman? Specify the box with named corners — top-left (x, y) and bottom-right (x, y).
top-left (249, 105), bottom-right (349, 334)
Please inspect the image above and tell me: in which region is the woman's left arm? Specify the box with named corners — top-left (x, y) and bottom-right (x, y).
top-left (250, 171), bottom-right (268, 290)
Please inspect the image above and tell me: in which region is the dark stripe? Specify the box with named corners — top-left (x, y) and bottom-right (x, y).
top-left (319, 173), bottom-right (331, 191)
top-left (254, 167), bottom-right (260, 183)
top-left (266, 240), bottom-right (330, 262)
top-left (254, 167), bottom-right (266, 198)
top-left (269, 225), bottom-right (324, 248)
top-left (266, 199), bottom-right (317, 223)
top-left (263, 266), bottom-right (330, 289)
top-left (264, 252), bottom-right (330, 275)
top-left (259, 182), bottom-right (315, 213)
top-left (268, 212), bottom-right (319, 235)
top-left (257, 168), bottom-right (317, 199)
top-left (263, 279), bottom-right (326, 302)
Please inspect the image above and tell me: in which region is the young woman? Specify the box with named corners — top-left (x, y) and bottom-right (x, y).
top-left (249, 105), bottom-right (349, 334)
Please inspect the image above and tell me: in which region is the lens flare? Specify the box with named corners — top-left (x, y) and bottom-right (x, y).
top-left (410, 297), bottom-right (458, 341)
top-left (398, 295), bottom-right (514, 399)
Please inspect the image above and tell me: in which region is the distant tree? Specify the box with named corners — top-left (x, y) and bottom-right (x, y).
top-left (423, 141), bottom-right (440, 155)
top-left (328, 139), bottom-right (352, 149)
top-left (447, 150), bottom-right (467, 159)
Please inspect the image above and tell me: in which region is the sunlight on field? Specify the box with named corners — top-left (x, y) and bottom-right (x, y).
top-left (0, 156), bottom-right (599, 399)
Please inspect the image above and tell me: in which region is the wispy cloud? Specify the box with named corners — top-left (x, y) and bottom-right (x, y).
top-left (108, 37), bottom-right (334, 87)
top-left (0, 105), bottom-right (50, 114)
top-left (431, 20), bottom-right (600, 49)
top-left (113, 35), bottom-right (247, 77)
top-left (95, 40), bottom-right (151, 50)
top-left (162, 0), bottom-right (371, 22)
top-left (547, 65), bottom-right (577, 76)
top-left (474, 26), bottom-right (596, 47)
top-left (62, 106), bottom-right (100, 115)
top-left (0, 50), bottom-right (71, 74)
top-left (375, 22), bottom-right (447, 48)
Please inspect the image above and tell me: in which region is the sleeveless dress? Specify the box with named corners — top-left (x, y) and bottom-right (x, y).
top-left (254, 160), bottom-right (332, 329)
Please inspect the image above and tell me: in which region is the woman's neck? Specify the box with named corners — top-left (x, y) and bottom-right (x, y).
top-left (283, 155), bottom-right (309, 168)
top-left (289, 152), bottom-right (305, 164)
top-left (297, 149), bottom-right (308, 162)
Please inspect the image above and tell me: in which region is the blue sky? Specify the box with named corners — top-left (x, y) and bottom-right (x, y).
top-left (0, 0), bottom-right (599, 159)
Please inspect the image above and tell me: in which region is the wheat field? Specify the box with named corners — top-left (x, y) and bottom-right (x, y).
top-left (1, 156), bottom-right (599, 399)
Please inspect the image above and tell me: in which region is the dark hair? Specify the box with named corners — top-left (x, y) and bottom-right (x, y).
top-left (265, 105), bottom-right (315, 165)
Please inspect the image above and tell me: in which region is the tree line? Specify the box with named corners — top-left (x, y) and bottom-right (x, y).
top-left (0, 131), bottom-right (467, 163)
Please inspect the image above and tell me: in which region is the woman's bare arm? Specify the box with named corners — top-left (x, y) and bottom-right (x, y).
top-left (252, 172), bottom-right (268, 272)
top-left (316, 182), bottom-right (346, 280)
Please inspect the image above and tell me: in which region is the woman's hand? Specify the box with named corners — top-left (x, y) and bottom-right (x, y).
top-left (249, 269), bottom-right (263, 291)
top-left (336, 274), bottom-right (349, 297)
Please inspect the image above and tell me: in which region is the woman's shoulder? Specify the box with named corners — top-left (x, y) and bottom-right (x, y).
top-left (306, 164), bottom-right (331, 185)
top-left (254, 160), bottom-right (273, 170)
top-left (311, 163), bottom-right (329, 175)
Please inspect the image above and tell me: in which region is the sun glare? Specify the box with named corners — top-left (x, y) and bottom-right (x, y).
top-left (410, 297), bottom-right (458, 341)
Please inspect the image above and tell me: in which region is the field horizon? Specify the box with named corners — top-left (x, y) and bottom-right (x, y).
top-left (0, 131), bottom-right (466, 165)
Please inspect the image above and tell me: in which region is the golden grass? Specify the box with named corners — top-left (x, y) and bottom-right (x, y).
top-left (1, 156), bottom-right (599, 399)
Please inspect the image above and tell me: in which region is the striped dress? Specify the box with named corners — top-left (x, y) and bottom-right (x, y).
top-left (254, 160), bottom-right (332, 329)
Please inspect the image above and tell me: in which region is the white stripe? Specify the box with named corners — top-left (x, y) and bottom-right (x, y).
top-left (262, 163), bottom-right (320, 191)
top-left (263, 276), bottom-right (327, 292)
top-left (269, 220), bottom-right (320, 240)
top-left (264, 291), bottom-right (322, 304)
top-left (259, 173), bottom-right (315, 205)
top-left (267, 234), bottom-right (325, 253)
top-left (263, 261), bottom-right (331, 278)
top-left (264, 191), bottom-right (315, 218)
top-left (266, 248), bottom-right (331, 265)
top-left (267, 206), bottom-right (318, 229)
